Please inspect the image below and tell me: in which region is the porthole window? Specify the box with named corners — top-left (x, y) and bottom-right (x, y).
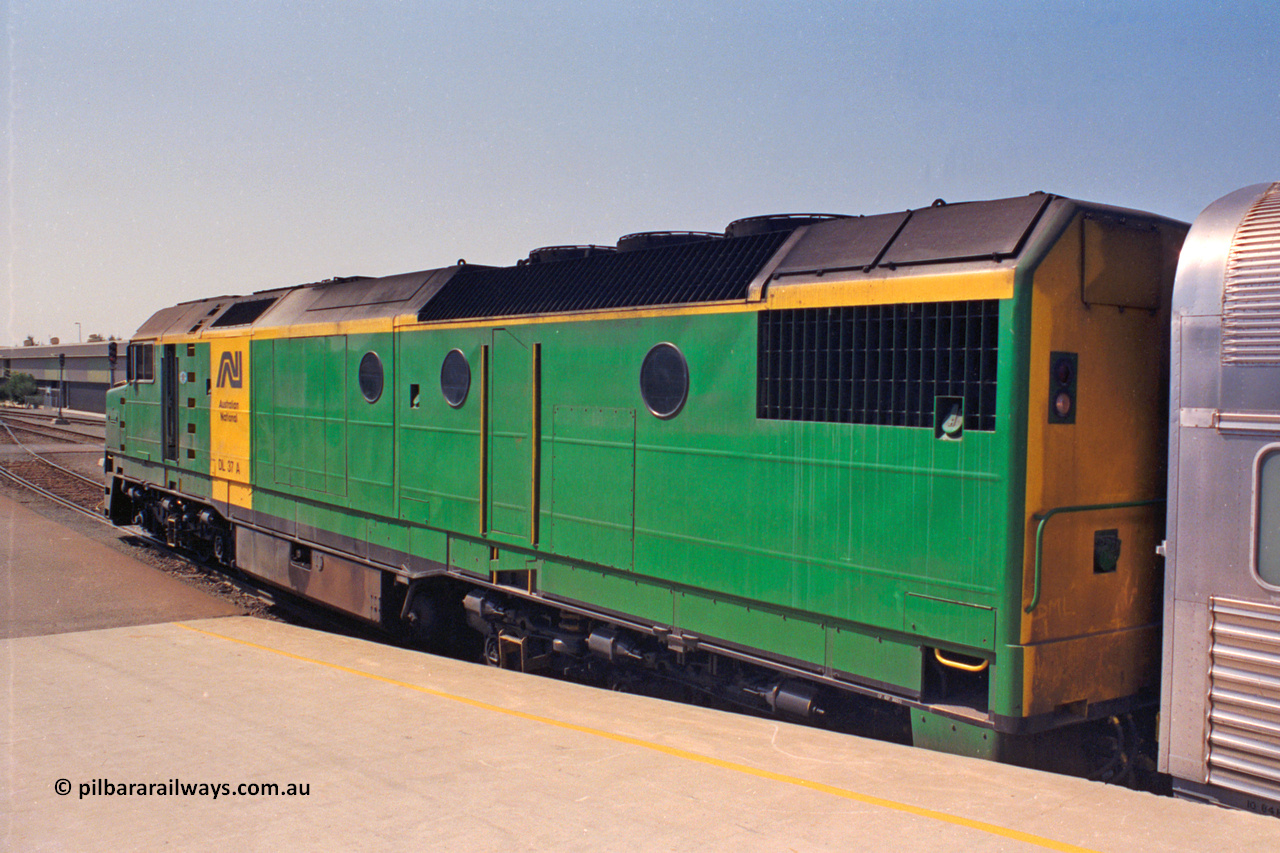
top-left (640, 342), bottom-right (689, 419)
top-left (358, 351), bottom-right (384, 403)
top-left (1257, 448), bottom-right (1280, 587)
top-left (441, 349), bottom-right (471, 408)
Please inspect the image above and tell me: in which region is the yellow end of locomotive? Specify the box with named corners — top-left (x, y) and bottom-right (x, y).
top-left (1018, 209), bottom-right (1181, 714)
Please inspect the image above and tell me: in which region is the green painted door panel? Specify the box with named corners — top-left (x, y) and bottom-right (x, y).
top-left (412, 526), bottom-right (447, 565)
top-left (549, 405), bottom-right (635, 570)
top-left (826, 626), bottom-right (922, 693)
top-left (539, 559), bottom-right (673, 626)
top-left (367, 515), bottom-right (407, 555)
top-left (266, 336), bottom-right (348, 499)
top-left (346, 333), bottom-right (393, 511)
top-left (674, 591), bottom-right (826, 666)
top-left (904, 593), bottom-right (996, 651)
top-left (449, 535), bottom-right (491, 575)
top-left (252, 341), bottom-right (274, 486)
top-left (489, 328), bottom-right (534, 541)
top-left (395, 335), bottom-right (484, 536)
top-left (171, 343), bottom-right (209, 473)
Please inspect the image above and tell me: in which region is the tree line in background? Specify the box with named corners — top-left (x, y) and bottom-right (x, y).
top-left (21, 334), bottom-right (118, 346)
top-left (0, 373), bottom-right (40, 406)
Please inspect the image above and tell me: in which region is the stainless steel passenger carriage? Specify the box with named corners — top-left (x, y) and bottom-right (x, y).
top-left (1161, 182), bottom-right (1280, 815)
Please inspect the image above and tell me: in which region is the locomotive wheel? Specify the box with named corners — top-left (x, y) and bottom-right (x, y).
top-left (191, 538), bottom-right (214, 563)
top-left (483, 635), bottom-right (501, 667)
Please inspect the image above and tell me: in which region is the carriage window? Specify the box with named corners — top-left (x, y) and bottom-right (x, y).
top-left (1258, 450), bottom-right (1280, 586)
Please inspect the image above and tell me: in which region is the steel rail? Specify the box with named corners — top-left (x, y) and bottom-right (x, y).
top-left (0, 409), bottom-right (104, 427)
top-left (0, 422), bottom-right (103, 489)
top-left (0, 423), bottom-right (291, 622)
top-left (0, 414), bottom-right (104, 444)
top-left (0, 464), bottom-right (106, 521)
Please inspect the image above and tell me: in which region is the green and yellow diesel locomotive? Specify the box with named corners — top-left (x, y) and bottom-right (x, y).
top-left (105, 193), bottom-right (1186, 769)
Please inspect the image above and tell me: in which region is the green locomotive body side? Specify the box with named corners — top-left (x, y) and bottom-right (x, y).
top-left (104, 193), bottom-right (1188, 763)
top-left (386, 309), bottom-right (1013, 699)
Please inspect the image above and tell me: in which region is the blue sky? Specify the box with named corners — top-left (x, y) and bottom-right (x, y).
top-left (2, 1), bottom-right (1276, 344)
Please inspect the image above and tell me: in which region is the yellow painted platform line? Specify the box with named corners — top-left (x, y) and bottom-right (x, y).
top-left (177, 622), bottom-right (1099, 853)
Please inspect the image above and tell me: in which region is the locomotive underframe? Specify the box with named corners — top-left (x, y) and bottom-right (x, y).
top-left (107, 467), bottom-right (1154, 778)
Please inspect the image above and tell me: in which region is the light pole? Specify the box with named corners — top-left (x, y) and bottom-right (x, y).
top-left (75, 322), bottom-right (81, 343)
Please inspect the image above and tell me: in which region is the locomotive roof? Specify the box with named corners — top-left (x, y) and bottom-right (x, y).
top-left (131, 269), bottom-right (453, 340)
top-left (413, 194), bottom-right (1062, 323)
top-left (130, 193), bottom-right (1186, 340)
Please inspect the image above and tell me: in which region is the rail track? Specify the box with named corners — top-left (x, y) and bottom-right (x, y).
top-left (0, 422), bottom-right (104, 517)
top-left (0, 418), bottom-right (269, 604)
top-left (0, 409), bottom-right (105, 445)
top-left (1, 409), bottom-right (104, 427)
top-left (0, 408), bottom-right (104, 426)
top-left (0, 416), bottom-right (395, 636)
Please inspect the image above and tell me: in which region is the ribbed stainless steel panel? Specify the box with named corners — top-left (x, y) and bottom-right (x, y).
top-left (1222, 183), bottom-right (1280, 364)
top-left (1217, 411), bottom-right (1280, 434)
top-left (1208, 597), bottom-right (1280, 799)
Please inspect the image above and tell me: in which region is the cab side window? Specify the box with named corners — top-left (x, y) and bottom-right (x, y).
top-left (127, 343), bottom-right (155, 382)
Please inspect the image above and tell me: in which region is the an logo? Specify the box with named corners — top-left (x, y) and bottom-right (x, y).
top-left (216, 351), bottom-right (243, 389)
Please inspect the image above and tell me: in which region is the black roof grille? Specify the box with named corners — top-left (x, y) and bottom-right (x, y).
top-left (210, 297), bottom-right (277, 328)
top-left (417, 231), bottom-right (791, 322)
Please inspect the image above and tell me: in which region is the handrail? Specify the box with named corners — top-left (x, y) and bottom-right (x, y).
top-left (934, 647), bottom-right (990, 673)
top-left (1025, 499), bottom-right (1165, 614)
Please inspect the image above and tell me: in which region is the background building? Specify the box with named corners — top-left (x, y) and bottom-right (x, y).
top-left (0, 342), bottom-right (117, 413)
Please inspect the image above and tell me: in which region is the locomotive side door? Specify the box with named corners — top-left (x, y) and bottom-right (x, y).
top-left (161, 343), bottom-right (178, 462)
top-left (486, 328), bottom-right (540, 545)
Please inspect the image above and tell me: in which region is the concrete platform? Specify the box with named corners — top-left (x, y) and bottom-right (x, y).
top-left (0, 491), bottom-right (240, 638)
top-left (5, 615), bottom-right (1280, 852)
top-left (2, 485), bottom-right (1279, 850)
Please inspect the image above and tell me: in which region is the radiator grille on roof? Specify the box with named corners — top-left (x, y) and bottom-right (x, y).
top-left (756, 301), bottom-right (999, 430)
top-left (1222, 183), bottom-right (1280, 365)
top-left (211, 297), bottom-right (277, 328)
top-left (416, 231), bottom-right (790, 322)
top-left (1208, 597), bottom-right (1280, 802)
